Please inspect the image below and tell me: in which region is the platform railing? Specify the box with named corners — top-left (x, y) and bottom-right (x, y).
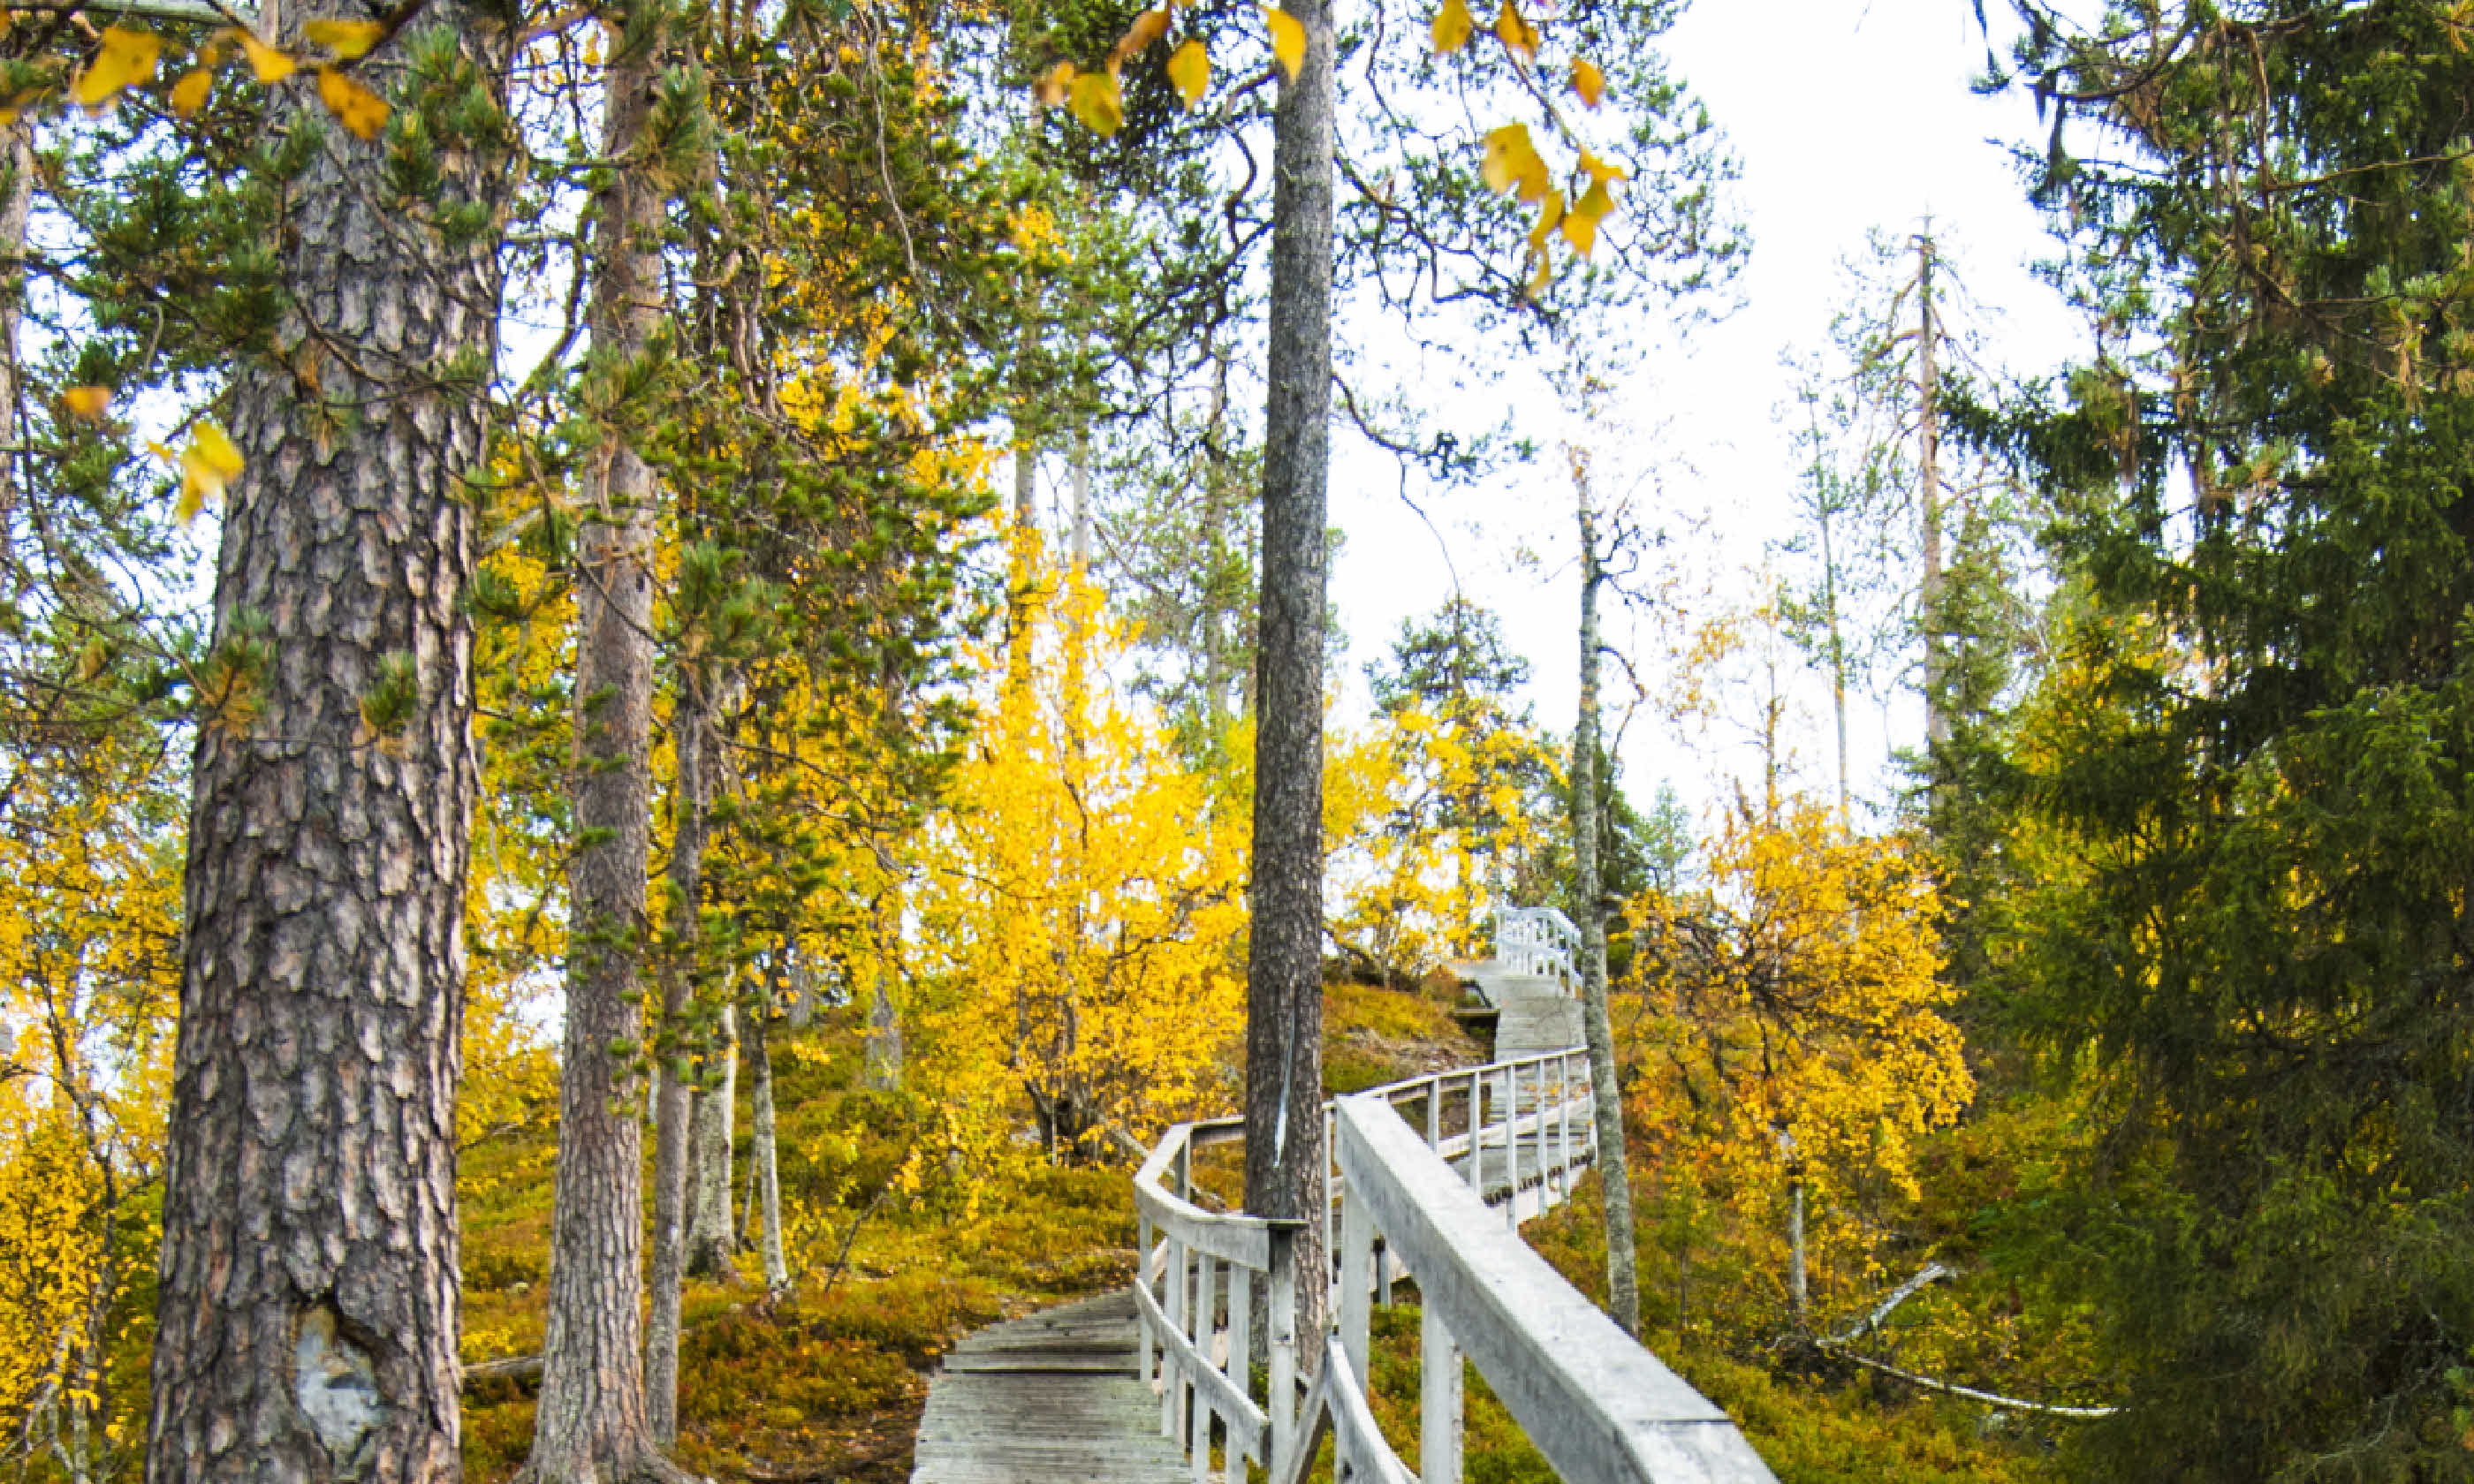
top-left (1494, 904), bottom-right (1581, 989)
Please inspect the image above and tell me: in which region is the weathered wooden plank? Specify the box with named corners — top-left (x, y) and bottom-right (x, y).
top-left (911, 1293), bottom-right (1191, 1484)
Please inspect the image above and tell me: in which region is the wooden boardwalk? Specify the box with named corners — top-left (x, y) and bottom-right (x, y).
top-left (1455, 958), bottom-right (1584, 1059)
top-left (910, 1291), bottom-right (1187, 1484)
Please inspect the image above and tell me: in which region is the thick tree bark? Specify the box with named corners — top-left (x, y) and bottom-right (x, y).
top-left (1241, 0), bottom-right (1337, 1361)
top-left (1573, 460), bottom-right (1640, 1337)
top-left (145, 7), bottom-right (510, 1479)
top-left (747, 1009), bottom-right (790, 1293)
top-left (519, 13), bottom-right (687, 1481)
top-left (684, 1004), bottom-right (739, 1281)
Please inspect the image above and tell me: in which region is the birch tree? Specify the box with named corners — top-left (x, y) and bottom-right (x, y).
top-left (1568, 443), bottom-right (1641, 1336)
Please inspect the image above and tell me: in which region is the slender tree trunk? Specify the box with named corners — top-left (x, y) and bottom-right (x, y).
top-left (1070, 428), bottom-right (1092, 577)
top-left (1572, 457), bottom-right (1641, 1337)
top-left (0, 120), bottom-right (32, 547)
top-left (788, 950), bottom-right (815, 1031)
top-left (1007, 441), bottom-right (1037, 695)
top-left (1916, 231), bottom-right (1947, 754)
top-left (1821, 503), bottom-right (1849, 826)
top-left (1787, 1170), bottom-right (1809, 1326)
top-left (748, 1008), bottom-right (790, 1294)
top-left (1242, 0), bottom-right (1337, 1361)
top-left (648, 687), bottom-right (711, 1439)
top-left (144, 8), bottom-right (508, 1479)
top-left (685, 1004), bottom-right (739, 1280)
top-left (520, 13), bottom-right (687, 1478)
top-left (864, 895), bottom-right (903, 1091)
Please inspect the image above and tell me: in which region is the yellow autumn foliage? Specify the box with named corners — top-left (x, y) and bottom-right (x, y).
top-left (0, 746), bottom-right (179, 1445)
top-left (1325, 700), bottom-right (1558, 980)
top-left (1624, 799), bottom-right (1971, 1298)
top-left (900, 536), bottom-right (1248, 1163)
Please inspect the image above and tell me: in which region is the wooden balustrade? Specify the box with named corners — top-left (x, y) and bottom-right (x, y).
top-left (1319, 1095), bottom-right (1778, 1483)
top-left (1493, 905), bottom-right (1581, 989)
top-left (1135, 1043), bottom-right (1767, 1482)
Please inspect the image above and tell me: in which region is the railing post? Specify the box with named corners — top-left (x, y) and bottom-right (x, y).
top-left (1422, 1307), bottom-right (1463, 1484)
top-left (1190, 1250), bottom-right (1216, 1482)
top-left (1163, 1235), bottom-right (1186, 1439)
top-left (1138, 1209), bottom-right (1155, 1379)
top-left (1466, 1070), bottom-right (1483, 1194)
top-left (1502, 1064), bottom-right (1519, 1232)
top-left (1267, 1223), bottom-right (1298, 1481)
top-left (1226, 1263), bottom-right (1252, 1484)
top-left (1340, 1177), bottom-right (1372, 1389)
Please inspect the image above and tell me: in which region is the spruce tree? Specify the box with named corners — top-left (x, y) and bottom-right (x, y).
top-left (2006, 4), bottom-right (2474, 1473)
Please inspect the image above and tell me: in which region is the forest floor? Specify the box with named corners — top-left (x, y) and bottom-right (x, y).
top-left (455, 974), bottom-right (1484, 1482)
top-left (456, 973), bottom-right (2075, 1483)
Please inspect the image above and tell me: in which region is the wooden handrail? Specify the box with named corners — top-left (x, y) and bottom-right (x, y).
top-left (1334, 1095), bottom-right (1777, 1483)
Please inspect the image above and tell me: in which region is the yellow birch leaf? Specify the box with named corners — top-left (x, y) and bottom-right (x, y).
top-left (1526, 188), bottom-right (1563, 257)
top-left (1264, 5), bottom-right (1305, 81)
top-left (1431, 0), bottom-right (1473, 55)
top-left (1480, 122), bottom-right (1550, 203)
top-left (74, 26), bottom-right (159, 109)
top-left (316, 65), bottom-right (388, 140)
top-left (1034, 60), bottom-right (1076, 108)
top-left (169, 65), bottom-right (211, 116)
top-left (1578, 148), bottom-right (1628, 186)
top-left (177, 423), bottom-right (242, 522)
top-left (1111, 6), bottom-right (1169, 66)
top-left (1560, 197), bottom-right (1599, 256)
top-left (1067, 67), bottom-right (1121, 137)
top-left (192, 421), bottom-right (242, 480)
top-left (304, 19), bottom-right (385, 58)
top-left (60, 386), bottom-right (110, 420)
top-left (1570, 56), bottom-right (1604, 107)
top-left (1491, 0), bottom-right (1536, 63)
top-left (1166, 38), bottom-right (1208, 110)
top-left (239, 30), bottom-right (296, 82)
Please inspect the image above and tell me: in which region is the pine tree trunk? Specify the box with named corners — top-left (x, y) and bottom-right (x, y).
top-left (1916, 232), bottom-right (1947, 753)
top-left (685, 1005), bottom-right (739, 1281)
top-left (748, 1009), bottom-right (790, 1294)
top-left (520, 15), bottom-right (687, 1480)
top-left (1242, 0), bottom-right (1337, 1362)
top-left (145, 7), bottom-right (510, 1478)
top-left (1574, 463), bottom-right (1641, 1337)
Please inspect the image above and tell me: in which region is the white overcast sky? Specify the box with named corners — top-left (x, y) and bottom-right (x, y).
top-left (1324, 0), bottom-right (2091, 833)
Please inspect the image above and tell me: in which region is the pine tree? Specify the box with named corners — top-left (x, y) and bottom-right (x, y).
top-left (144, 3), bottom-right (518, 1475)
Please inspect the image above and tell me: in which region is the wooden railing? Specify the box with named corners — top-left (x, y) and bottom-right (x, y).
top-left (1132, 1049), bottom-right (1774, 1482)
top-left (1494, 905), bottom-right (1580, 988)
